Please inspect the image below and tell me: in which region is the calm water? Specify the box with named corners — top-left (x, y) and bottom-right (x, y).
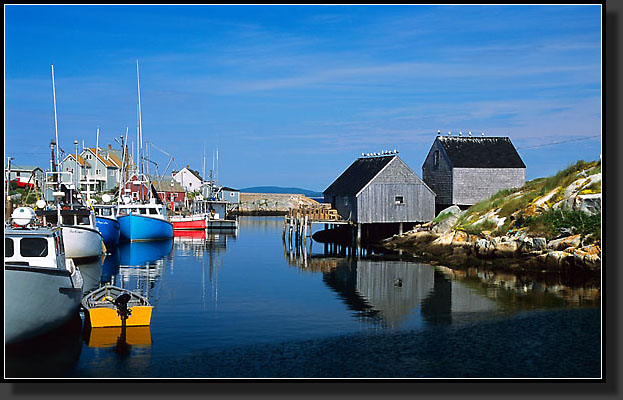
top-left (5, 217), bottom-right (601, 378)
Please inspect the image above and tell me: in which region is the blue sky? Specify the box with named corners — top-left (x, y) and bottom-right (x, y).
top-left (5, 5), bottom-right (602, 191)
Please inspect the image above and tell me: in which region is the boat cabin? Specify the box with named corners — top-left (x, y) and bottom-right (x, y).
top-left (37, 208), bottom-right (96, 228)
top-left (118, 202), bottom-right (167, 220)
top-left (93, 204), bottom-right (118, 219)
top-left (5, 227), bottom-right (66, 270)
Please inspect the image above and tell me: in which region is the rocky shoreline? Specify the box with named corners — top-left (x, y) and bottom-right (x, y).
top-left (382, 213), bottom-right (601, 274)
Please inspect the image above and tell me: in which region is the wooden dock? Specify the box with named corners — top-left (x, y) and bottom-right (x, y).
top-left (281, 203), bottom-right (378, 262)
top-left (283, 204), bottom-right (349, 243)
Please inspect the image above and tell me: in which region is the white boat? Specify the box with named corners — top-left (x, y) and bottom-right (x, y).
top-left (5, 207), bottom-right (84, 345)
top-left (37, 203), bottom-right (103, 262)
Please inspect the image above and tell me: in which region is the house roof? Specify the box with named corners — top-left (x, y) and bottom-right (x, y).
top-left (436, 136), bottom-right (526, 168)
top-left (150, 176), bottom-right (185, 192)
top-left (64, 154), bottom-right (90, 167)
top-left (221, 186), bottom-right (239, 192)
top-left (324, 155), bottom-right (396, 196)
top-left (86, 148), bottom-right (118, 168)
top-left (173, 167), bottom-right (203, 181)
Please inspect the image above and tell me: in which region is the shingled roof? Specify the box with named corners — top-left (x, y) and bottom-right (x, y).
top-left (436, 136), bottom-right (525, 168)
top-left (324, 155), bottom-right (396, 196)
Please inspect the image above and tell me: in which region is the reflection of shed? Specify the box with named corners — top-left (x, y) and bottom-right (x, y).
top-left (323, 155), bottom-right (435, 226)
top-left (322, 259), bottom-right (498, 328)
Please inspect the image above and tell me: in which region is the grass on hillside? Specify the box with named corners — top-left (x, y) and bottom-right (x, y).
top-left (453, 160), bottom-right (601, 239)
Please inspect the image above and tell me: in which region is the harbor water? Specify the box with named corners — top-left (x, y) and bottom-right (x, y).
top-left (5, 217), bottom-right (601, 378)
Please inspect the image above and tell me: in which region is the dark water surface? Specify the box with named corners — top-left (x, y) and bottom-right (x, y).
top-left (5, 217), bottom-right (601, 378)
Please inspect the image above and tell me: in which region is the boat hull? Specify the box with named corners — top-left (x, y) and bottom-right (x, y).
top-left (170, 215), bottom-right (207, 230)
top-left (84, 305), bottom-right (152, 328)
top-left (207, 219), bottom-right (238, 230)
top-left (118, 214), bottom-right (173, 242)
top-left (5, 266), bottom-right (83, 344)
top-left (62, 225), bottom-right (103, 262)
top-left (96, 216), bottom-right (120, 248)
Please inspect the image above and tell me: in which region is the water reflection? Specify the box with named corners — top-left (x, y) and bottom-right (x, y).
top-left (118, 239), bottom-right (173, 267)
top-left (5, 312), bottom-right (83, 377)
top-left (320, 258), bottom-right (497, 328)
top-left (173, 229), bottom-right (238, 311)
top-left (77, 256), bottom-right (104, 294)
top-left (83, 325), bottom-right (152, 348)
top-left (283, 238), bottom-right (599, 329)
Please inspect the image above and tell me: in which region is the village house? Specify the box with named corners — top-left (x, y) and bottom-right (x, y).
top-left (5, 164), bottom-right (45, 189)
top-left (323, 154), bottom-right (436, 233)
top-left (79, 147), bottom-right (121, 195)
top-left (172, 166), bottom-right (202, 193)
top-left (422, 135), bottom-right (526, 214)
top-left (59, 153), bottom-right (90, 188)
top-left (152, 178), bottom-right (186, 208)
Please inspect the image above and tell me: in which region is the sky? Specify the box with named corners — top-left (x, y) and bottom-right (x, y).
top-left (4, 5), bottom-right (602, 192)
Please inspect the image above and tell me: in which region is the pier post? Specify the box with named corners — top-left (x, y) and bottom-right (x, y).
top-left (399, 222), bottom-right (403, 235)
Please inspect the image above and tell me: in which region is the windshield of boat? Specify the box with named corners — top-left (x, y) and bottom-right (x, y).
top-left (19, 238), bottom-right (49, 257)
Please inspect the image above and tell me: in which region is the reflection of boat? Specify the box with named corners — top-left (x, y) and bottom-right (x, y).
top-left (5, 207), bottom-right (84, 344)
top-left (174, 229), bottom-right (207, 239)
top-left (81, 285), bottom-right (152, 327)
top-left (83, 325), bottom-right (152, 347)
top-left (118, 238), bottom-right (173, 266)
top-left (101, 247), bottom-right (120, 284)
top-left (79, 255), bottom-right (104, 294)
top-left (5, 312), bottom-right (83, 377)
top-left (93, 204), bottom-right (120, 249)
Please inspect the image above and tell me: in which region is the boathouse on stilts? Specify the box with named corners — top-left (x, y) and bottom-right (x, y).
top-left (321, 153), bottom-right (436, 252)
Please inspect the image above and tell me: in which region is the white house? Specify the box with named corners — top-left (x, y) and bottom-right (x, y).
top-left (173, 166), bottom-right (202, 192)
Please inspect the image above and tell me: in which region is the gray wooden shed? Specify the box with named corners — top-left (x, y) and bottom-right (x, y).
top-left (422, 136), bottom-right (526, 213)
top-left (324, 155), bottom-right (435, 224)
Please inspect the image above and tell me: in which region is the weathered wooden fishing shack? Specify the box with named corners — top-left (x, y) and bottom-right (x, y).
top-left (422, 135), bottom-right (526, 214)
top-left (323, 154), bottom-right (435, 243)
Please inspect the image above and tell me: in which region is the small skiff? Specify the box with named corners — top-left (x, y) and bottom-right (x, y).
top-left (81, 285), bottom-right (152, 328)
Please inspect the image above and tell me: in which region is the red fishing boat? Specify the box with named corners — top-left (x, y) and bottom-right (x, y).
top-left (169, 214), bottom-right (208, 230)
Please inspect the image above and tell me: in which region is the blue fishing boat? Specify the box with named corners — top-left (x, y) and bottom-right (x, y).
top-left (93, 204), bottom-right (120, 249)
top-left (117, 200), bottom-right (173, 242)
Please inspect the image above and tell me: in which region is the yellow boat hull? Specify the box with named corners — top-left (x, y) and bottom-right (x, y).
top-left (84, 305), bottom-right (152, 328)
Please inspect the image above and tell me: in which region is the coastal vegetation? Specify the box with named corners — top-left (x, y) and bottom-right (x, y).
top-left (383, 160), bottom-right (602, 273)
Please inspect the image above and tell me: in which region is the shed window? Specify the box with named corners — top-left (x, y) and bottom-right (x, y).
top-left (6, 238), bottom-right (14, 257)
top-left (20, 238), bottom-right (48, 257)
top-left (434, 150), bottom-right (440, 166)
top-left (395, 196), bottom-right (404, 205)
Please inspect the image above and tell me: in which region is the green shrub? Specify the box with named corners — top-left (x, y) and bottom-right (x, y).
top-left (523, 208), bottom-right (601, 240)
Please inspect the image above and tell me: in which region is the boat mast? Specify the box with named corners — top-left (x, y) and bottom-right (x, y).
top-left (51, 65), bottom-right (60, 186)
top-left (136, 59), bottom-right (147, 202)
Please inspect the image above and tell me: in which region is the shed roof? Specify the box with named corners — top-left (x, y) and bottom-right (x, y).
top-left (324, 155), bottom-right (396, 196)
top-left (436, 136), bottom-right (525, 168)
